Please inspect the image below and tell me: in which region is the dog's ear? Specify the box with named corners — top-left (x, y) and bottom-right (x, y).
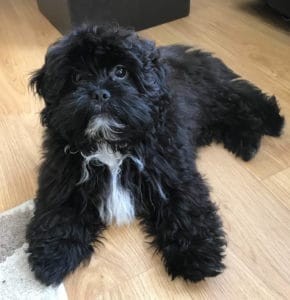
top-left (30, 40), bottom-right (68, 105)
top-left (133, 37), bottom-right (166, 98)
top-left (136, 38), bottom-right (158, 61)
top-left (30, 40), bottom-right (70, 127)
top-left (30, 66), bottom-right (46, 99)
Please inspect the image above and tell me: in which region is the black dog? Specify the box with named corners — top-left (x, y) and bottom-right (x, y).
top-left (26, 24), bottom-right (284, 286)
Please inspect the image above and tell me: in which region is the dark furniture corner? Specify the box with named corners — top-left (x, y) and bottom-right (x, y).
top-left (267, 0), bottom-right (290, 18)
top-left (37, 0), bottom-right (190, 34)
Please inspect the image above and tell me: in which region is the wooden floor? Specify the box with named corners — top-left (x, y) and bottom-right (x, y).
top-left (1, 0), bottom-right (289, 298)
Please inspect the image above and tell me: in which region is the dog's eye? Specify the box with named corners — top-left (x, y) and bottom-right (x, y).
top-left (72, 73), bottom-right (82, 83)
top-left (114, 65), bottom-right (128, 79)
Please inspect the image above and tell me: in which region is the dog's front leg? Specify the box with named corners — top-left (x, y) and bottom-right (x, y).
top-left (26, 196), bottom-right (105, 286)
top-left (140, 170), bottom-right (226, 282)
top-left (26, 152), bottom-right (106, 286)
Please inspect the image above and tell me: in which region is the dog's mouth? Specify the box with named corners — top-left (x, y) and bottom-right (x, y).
top-left (92, 102), bottom-right (110, 114)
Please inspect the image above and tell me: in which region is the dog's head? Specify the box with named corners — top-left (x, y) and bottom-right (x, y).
top-left (31, 25), bottom-right (165, 149)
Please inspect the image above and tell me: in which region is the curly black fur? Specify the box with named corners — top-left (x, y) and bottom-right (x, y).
top-left (26, 24), bottom-right (284, 286)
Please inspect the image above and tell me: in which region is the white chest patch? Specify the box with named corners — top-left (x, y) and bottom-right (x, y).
top-left (80, 144), bottom-right (143, 226)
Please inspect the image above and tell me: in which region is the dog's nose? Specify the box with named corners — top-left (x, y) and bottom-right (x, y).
top-left (91, 89), bottom-right (111, 102)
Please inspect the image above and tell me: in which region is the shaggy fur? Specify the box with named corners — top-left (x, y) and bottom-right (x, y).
top-left (26, 24), bottom-right (284, 286)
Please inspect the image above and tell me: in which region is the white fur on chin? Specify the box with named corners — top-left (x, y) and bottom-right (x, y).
top-left (85, 117), bottom-right (124, 141)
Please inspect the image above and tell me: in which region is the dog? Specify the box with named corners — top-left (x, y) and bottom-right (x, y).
top-left (26, 24), bottom-right (284, 286)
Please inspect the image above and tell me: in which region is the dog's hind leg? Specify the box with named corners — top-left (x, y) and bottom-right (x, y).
top-left (197, 79), bottom-right (284, 161)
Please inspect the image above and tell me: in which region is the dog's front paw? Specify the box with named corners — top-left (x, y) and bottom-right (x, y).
top-left (28, 240), bottom-right (93, 286)
top-left (161, 236), bottom-right (226, 282)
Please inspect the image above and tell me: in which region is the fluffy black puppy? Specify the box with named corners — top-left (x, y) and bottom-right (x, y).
top-left (26, 24), bottom-right (284, 286)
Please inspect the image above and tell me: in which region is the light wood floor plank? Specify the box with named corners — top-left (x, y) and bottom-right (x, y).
top-left (262, 168), bottom-right (290, 210)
